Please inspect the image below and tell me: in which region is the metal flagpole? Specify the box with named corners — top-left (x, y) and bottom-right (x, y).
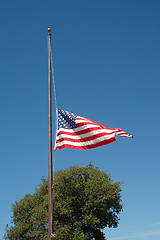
top-left (48, 27), bottom-right (54, 240)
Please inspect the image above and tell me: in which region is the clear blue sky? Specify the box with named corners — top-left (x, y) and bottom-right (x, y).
top-left (1, 1), bottom-right (160, 239)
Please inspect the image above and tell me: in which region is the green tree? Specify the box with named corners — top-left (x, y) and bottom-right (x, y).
top-left (4, 163), bottom-right (123, 240)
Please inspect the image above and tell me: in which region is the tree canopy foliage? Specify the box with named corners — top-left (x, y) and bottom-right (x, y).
top-left (4, 163), bottom-right (123, 240)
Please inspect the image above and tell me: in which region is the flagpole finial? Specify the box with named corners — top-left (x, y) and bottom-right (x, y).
top-left (48, 28), bottom-right (51, 33)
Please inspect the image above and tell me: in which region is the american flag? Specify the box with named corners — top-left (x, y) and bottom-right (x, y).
top-left (55, 109), bottom-right (133, 150)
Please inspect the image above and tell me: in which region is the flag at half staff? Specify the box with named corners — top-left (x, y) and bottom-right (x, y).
top-left (55, 109), bottom-right (133, 150)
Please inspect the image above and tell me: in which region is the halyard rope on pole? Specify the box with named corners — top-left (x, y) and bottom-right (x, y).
top-left (50, 47), bottom-right (58, 185)
top-left (51, 49), bottom-right (57, 110)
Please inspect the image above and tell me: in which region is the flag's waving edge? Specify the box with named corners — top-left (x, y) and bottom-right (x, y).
top-left (55, 109), bottom-right (133, 150)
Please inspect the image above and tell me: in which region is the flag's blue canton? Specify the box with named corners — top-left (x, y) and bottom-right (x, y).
top-left (58, 109), bottom-right (77, 129)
